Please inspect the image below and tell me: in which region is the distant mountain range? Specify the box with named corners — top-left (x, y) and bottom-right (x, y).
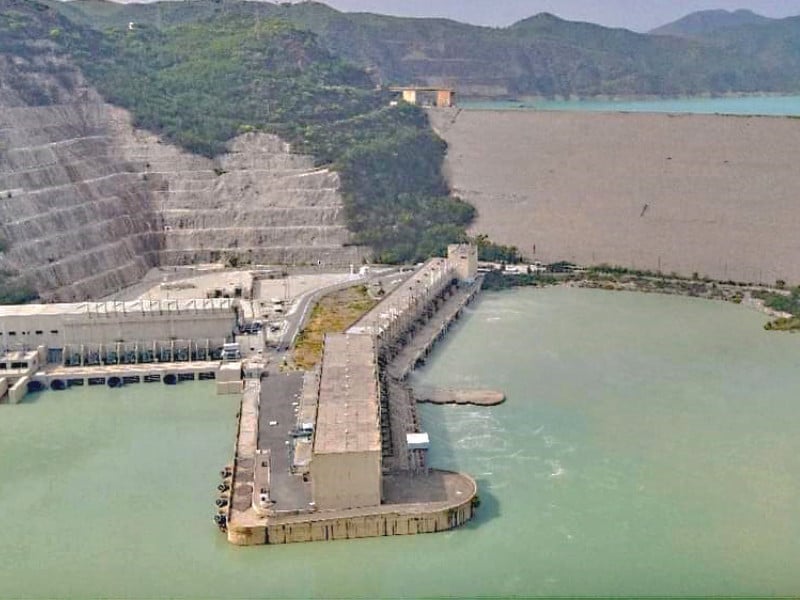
top-left (31, 1), bottom-right (800, 97)
top-left (650, 9), bottom-right (774, 37)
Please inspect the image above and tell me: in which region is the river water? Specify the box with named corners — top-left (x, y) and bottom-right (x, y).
top-left (1, 288), bottom-right (799, 597)
top-left (461, 95), bottom-right (800, 116)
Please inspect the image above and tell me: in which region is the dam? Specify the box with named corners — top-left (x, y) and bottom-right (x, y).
top-left (0, 244), bottom-right (488, 546)
top-left (224, 245), bottom-right (485, 545)
top-left (430, 108), bottom-right (800, 285)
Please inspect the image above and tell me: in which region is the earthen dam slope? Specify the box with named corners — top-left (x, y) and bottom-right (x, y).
top-left (430, 109), bottom-right (800, 284)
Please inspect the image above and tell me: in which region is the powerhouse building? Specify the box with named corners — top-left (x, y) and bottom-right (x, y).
top-left (311, 333), bottom-right (382, 510)
top-left (0, 299), bottom-right (238, 364)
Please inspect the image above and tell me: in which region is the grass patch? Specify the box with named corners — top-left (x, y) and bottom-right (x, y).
top-left (292, 284), bottom-right (377, 370)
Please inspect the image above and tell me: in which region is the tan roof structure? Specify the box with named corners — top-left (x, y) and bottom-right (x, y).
top-left (313, 334), bottom-right (380, 455)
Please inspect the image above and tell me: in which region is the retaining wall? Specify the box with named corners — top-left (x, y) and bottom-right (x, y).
top-left (228, 484), bottom-right (476, 546)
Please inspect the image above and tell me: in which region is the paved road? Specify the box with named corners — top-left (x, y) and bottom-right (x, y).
top-left (278, 267), bottom-right (409, 350)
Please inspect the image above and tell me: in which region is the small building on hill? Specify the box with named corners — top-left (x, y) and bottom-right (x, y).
top-left (389, 86), bottom-right (456, 107)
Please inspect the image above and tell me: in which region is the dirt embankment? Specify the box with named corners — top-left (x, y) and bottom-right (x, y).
top-left (430, 109), bottom-right (800, 285)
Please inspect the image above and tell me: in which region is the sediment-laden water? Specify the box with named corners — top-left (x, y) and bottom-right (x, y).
top-left (1, 288), bottom-right (799, 597)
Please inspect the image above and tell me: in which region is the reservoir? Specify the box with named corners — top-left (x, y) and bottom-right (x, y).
top-left (2, 288), bottom-right (800, 597)
top-left (462, 94), bottom-right (800, 116)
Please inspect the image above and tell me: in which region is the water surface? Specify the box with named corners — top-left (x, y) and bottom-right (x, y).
top-left (462, 95), bottom-right (800, 116)
top-left (2, 289), bottom-right (799, 597)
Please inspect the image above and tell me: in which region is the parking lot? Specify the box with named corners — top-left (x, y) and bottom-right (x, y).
top-left (257, 369), bottom-right (311, 511)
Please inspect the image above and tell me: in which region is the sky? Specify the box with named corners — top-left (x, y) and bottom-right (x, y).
top-left (317, 1), bottom-right (799, 32)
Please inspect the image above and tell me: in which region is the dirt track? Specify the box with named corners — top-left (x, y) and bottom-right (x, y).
top-left (430, 109), bottom-right (800, 284)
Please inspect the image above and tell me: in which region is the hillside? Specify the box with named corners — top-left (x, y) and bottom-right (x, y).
top-left (650, 9), bottom-right (774, 37)
top-left (0, 0), bottom-right (479, 304)
top-left (49, 0), bottom-right (800, 97)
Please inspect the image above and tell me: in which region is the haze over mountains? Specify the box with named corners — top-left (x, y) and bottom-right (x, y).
top-left (650, 9), bottom-right (775, 36)
top-left (39, 1), bottom-right (800, 98)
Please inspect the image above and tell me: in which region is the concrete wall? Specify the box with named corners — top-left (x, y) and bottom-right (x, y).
top-left (0, 313), bottom-right (64, 351)
top-left (448, 244), bottom-right (478, 281)
top-left (61, 312), bottom-right (234, 346)
top-left (8, 376), bottom-right (28, 404)
top-left (0, 308), bottom-right (236, 353)
top-left (228, 495), bottom-right (475, 545)
top-left (311, 451), bottom-right (382, 510)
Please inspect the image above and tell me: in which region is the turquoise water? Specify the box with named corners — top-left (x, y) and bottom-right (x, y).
top-left (462, 95), bottom-right (800, 116)
top-left (2, 289), bottom-right (800, 597)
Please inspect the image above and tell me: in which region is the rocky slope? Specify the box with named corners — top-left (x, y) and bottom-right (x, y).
top-left (0, 45), bottom-right (162, 302)
top-left (0, 71), bottom-right (365, 302)
top-left (109, 110), bottom-right (366, 268)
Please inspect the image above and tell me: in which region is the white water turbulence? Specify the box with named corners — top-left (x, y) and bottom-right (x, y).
top-left (413, 287), bottom-right (800, 597)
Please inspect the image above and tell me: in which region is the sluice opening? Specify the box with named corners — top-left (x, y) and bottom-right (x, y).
top-left (28, 380), bottom-right (46, 393)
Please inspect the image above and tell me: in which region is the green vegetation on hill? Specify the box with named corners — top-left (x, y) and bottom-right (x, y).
top-left (72, 19), bottom-right (381, 156)
top-left (51, 14), bottom-right (473, 263)
top-left (48, 0), bottom-right (800, 98)
top-left (649, 9), bottom-right (774, 37)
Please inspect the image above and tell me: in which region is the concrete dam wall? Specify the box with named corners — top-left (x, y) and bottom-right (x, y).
top-left (0, 83), bottom-right (366, 301)
top-left (430, 109), bottom-right (800, 285)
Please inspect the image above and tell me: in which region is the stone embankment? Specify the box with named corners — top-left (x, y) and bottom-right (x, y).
top-left (430, 108), bottom-right (800, 285)
top-left (0, 65), bottom-right (367, 301)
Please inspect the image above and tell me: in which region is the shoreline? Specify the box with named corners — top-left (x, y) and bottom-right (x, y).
top-left (482, 270), bottom-right (797, 330)
top-left (460, 92), bottom-right (800, 104)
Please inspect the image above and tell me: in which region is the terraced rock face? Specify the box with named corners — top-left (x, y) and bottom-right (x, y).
top-left (0, 97), bottom-right (161, 302)
top-left (0, 89), bottom-right (367, 302)
top-left (109, 110), bottom-right (367, 268)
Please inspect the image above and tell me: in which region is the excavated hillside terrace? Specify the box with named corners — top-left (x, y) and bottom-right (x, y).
top-left (0, 82), bottom-right (368, 302)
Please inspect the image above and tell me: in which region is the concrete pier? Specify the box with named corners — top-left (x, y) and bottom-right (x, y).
top-left (225, 378), bottom-right (477, 546)
top-left (416, 387), bottom-right (505, 406)
top-left (225, 257), bottom-right (486, 545)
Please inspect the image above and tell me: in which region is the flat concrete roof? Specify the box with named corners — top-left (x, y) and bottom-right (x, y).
top-left (313, 334), bottom-right (380, 455)
top-left (0, 298), bottom-right (236, 319)
top-left (347, 259), bottom-right (453, 336)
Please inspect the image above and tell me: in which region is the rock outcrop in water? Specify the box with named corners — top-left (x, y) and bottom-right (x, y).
top-left (0, 75), bottom-right (366, 302)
